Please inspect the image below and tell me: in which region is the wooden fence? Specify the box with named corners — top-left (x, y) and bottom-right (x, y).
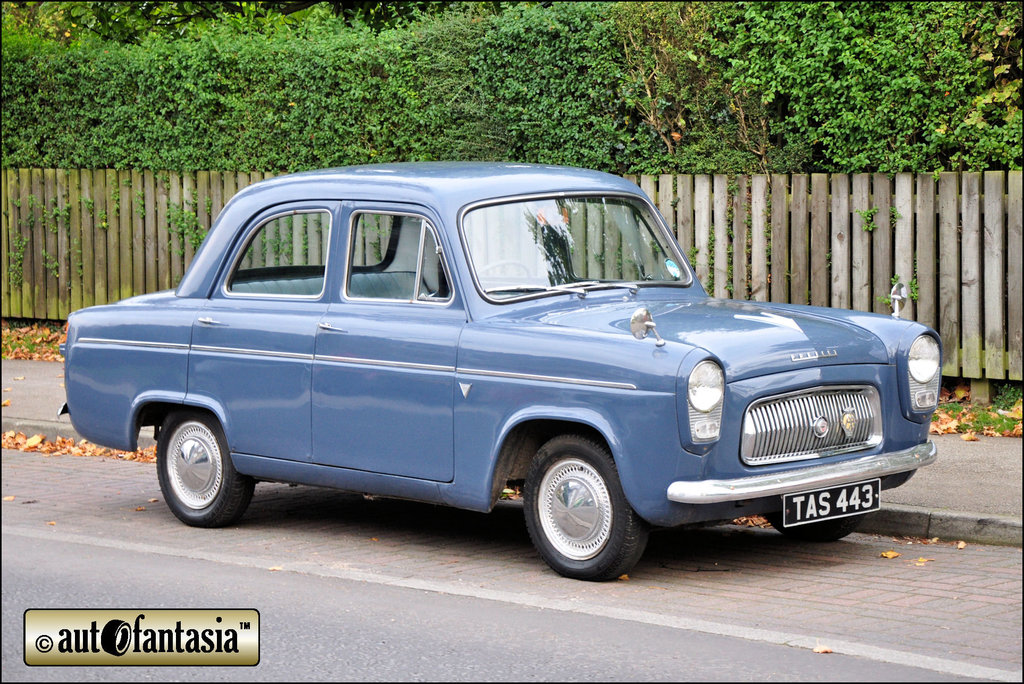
top-left (2, 169), bottom-right (1021, 381)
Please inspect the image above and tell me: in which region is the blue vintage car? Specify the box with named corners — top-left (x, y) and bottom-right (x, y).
top-left (61, 163), bottom-right (940, 580)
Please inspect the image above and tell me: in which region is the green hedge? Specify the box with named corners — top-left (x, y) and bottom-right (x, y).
top-left (2, 2), bottom-right (1020, 174)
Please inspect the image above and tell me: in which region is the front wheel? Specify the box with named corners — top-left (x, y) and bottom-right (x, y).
top-left (766, 512), bottom-right (864, 542)
top-left (157, 411), bottom-right (254, 527)
top-left (524, 435), bottom-right (649, 581)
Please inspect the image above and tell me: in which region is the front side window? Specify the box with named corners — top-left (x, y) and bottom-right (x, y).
top-left (227, 210), bottom-right (331, 297)
top-left (462, 195), bottom-right (691, 301)
top-left (346, 212), bottom-right (451, 302)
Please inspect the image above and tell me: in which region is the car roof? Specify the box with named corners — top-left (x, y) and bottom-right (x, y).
top-left (177, 163), bottom-right (646, 299)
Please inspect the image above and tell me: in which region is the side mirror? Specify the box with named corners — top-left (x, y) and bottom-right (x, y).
top-left (630, 308), bottom-right (666, 346)
top-left (890, 282), bottom-right (908, 319)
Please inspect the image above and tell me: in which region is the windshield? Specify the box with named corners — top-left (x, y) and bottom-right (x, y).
top-left (462, 195), bottom-right (692, 301)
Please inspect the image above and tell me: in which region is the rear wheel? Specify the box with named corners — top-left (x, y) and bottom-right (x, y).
top-left (157, 411), bottom-right (254, 527)
top-left (524, 435), bottom-right (648, 581)
top-left (766, 512), bottom-right (864, 542)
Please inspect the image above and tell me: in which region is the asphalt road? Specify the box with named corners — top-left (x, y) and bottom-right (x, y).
top-left (0, 532), bottom-right (990, 682)
top-left (2, 449), bottom-right (1021, 682)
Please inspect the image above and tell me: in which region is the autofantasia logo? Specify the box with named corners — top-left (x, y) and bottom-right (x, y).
top-left (24, 609), bottom-right (259, 666)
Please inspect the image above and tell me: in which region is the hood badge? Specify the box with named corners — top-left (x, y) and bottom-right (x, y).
top-left (791, 348), bottom-right (838, 362)
top-left (840, 408), bottom-right (857, 437)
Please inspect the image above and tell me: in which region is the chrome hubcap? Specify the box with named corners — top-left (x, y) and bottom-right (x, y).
top-left (167, 422), bottom-right (222, 510)
top-left (538, 458), bottom-right (612, 561)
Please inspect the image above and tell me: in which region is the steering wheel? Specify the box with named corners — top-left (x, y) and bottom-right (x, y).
top-left (477, 260), bottom-right (533, 278)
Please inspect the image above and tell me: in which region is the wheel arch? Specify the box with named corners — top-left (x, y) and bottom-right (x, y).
top-left (487, 409), bottom-right (619, 508)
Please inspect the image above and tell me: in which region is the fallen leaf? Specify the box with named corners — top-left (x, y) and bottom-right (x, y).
top-left (24, 434), bottom-right (44, 449)
top-left (3, 387), bottom-right (11, 392)
top-left (914, 557), bottom-right (935, 563)
top-left (960, 431), bottom-right (979, 442)
top-left (46, 521), bottom-right (56, 526)
top-left (3, 495), bottom-right (14, 501)
top-left (370, 537), bottom-right (379, 542)
top-left (1, 399), bottom-right (9, 407)
top-left (13, 376), bottom-right (25, 381)
top-left (148, 498), bottom-right (158, 503)
top-left (880, 550), bottom-right (901, 559)
top-left (134, 506), bottom-right (146, 511)
top-left (813, 644), bottom-right (833, 654)
top-left (268, 566), bottom-right (283, 572)
top-left (618, 574), bottom-right (630, 581)
top-left (956, 541), bottom-right (967, 550)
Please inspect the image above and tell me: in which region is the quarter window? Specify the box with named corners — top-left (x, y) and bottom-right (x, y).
top-left (227, 210), bottom-right (331, 297)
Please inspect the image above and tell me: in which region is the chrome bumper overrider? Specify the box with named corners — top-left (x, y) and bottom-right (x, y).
top-left (666, 442), bottom-right (937, 504)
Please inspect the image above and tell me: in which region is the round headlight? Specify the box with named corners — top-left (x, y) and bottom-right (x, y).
top-left (908, 335), bottom-right (940, 383)
top-left (688, 360), bottom-right (724, 413)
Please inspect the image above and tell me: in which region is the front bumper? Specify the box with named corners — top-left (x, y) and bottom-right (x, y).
top-left (666, 441), bottom-right (936, 504)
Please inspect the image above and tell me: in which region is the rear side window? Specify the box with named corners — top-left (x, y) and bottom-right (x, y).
top-left (227, 210), bottom-right (332, 297)
top-left (346, 212), bottom-right (451, 302)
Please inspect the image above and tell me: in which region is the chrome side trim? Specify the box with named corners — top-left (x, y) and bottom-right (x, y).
top-left (666, 442), bottom-right (937, 504)
top-left (78, 338), bottom-right (190, 350)
top-left (458, 367), bottom-right (637, 391)
top-left (316, 354), bottom-right (455, 373)
top-left (191, 345), bottom-right (313, 361)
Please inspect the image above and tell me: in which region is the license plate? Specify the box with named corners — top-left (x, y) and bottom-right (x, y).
top-left (782, 478), bottom-right (881, 527)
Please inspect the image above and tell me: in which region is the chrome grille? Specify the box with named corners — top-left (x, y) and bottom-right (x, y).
top-left (740, 385), bottom-right (882, 466)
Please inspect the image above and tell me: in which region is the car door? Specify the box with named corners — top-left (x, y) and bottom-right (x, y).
top-left (188, 203), bottom-right (338, 461)
top-left (311, 204), bottom-right (464, 482)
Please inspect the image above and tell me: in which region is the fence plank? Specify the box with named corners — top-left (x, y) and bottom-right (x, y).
top-left (143, 171), bottom-right (156, 294)
top-left (68, 170), bottom-right (82, 313)
top-left (157, 173), bottom-right (170, 291)
top-left (17, 169), bottom-right (31, 316)
top-left (851, 174), bottom-right (871, 312)
top-left (871, 173), bottom-right (892, 315)
top-left (983, 171), bottom-right (1005, 379)
top-left (196, 170), bottom-right (211, 266)
top-left (938, 172), bottom-right (960, 376)
top-left (169, 172), bottom-right (183, 285)
top-left (1, 170), bottom-right (10, 316)
top-left (893, 173), bottom-right (914, 321)
top-left (658, 173), bottom-right (674, 233)
top-left (790, 174), bottom-right (809, 305)
top-left (830, 174), bottom-right (851, 309)
top-left (1007, 171), bottom-right (1023, 380)
top-left (79, 171), bottom-right (95, 308)
top-left (713, 174), bottom-right (730, 297)
top-left (750, 175), bottom-right (768, 302)
top-left (43, 169), bottom-right (58, 319)
top-left (732, 175), bottom-right (749, 300)
top-left (810, 173), bottom-right (828, 307)
top-left (56, 170), bottom-right (70, 319)
top-left (131, 170), bottom-right (144, 296)
top-left (91, 170), bottom-right (107, 305)
top-left (675, 174), bottom-right (693, 259)
top-left (770, 174), bottom-right (789, 303)
top-left (31, 169), bottom-right (45, 318)
top-left (693, 175), bottom-right (711, 288)
top-left (960, 172), bottom-right (982, 379)
top-left (104, 169), bottom-right (119, 307)
top-left (183, 172), bottom-right (196, 270)
top-left (118, 169), bottom-right (133, 301)
top-left (915, 174), bottom-right (936, 329)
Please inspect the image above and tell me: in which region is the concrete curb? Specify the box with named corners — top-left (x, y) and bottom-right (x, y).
top-left (861, 503), bottom-right (1022, 547)
top-left (3, 415), bottom-right (1020, 548)
top-left (1, 417), bottom-right (157, 448)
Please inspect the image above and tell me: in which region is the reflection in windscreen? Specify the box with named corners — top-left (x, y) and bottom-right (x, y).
top-left (463, 196), bottom-right (689, 299)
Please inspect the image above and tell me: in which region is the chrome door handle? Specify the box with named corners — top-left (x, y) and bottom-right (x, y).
top-left (318, 322), bottom-right (347, 333)
top-left (198, 317), bottom-right (222, 325)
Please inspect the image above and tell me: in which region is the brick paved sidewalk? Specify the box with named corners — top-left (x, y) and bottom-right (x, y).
top-left (3, 450), bottom-right (1021, 679)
